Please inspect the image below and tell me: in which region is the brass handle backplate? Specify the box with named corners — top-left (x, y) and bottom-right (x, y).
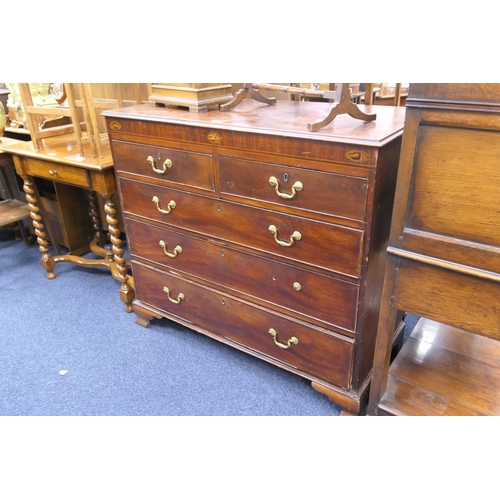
top-left (163, 286), bottom-right (184, 304)
top-left (268, 328), bottom-right (299, 349)
top-left (152, 196), bottom-right (176, 214)
top-left (147, 155), bottom-right (172, 174)
top-left (269, 176), bottom-right (303, 199)
top-left (268, 225), bottom-right (301, 247)
top-left (159, 240), bottom-right (182, 258)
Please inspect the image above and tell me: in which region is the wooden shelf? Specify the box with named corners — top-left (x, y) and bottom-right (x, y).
top-left (378, 317), bottom-right (500, 416)
top-left (0, 199), bottom-right (30, 227)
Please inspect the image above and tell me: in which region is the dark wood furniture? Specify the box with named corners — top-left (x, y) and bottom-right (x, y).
top-left (104, 101), bottom-right (405, 415)
top-left (32, 178), bottom-right (94, 254)
top-left (0, 137), bottom-right (134, 312)
top-left (368, 83), bottom-right (500, 416)
top-left (0, 137), bottom-right (32, 244)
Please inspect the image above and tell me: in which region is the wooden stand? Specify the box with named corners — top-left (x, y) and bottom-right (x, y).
top-left (307, 84), bottom-right (376, 131)
top-left (221, 83), bottom-right (376, 131)
top-left (149, 83), bottom-right (233, 112)
top-left (368, 83), bottom-right (500, 416)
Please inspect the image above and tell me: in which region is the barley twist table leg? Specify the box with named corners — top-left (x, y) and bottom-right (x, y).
top-left (86, 189), bottom-right (115, 263)
top-left (86, 189), bottom-right (108, 249)
top-left (22, 175), bottom-right (56, 279)
top-left (104, 194), bottom-right (134, 312)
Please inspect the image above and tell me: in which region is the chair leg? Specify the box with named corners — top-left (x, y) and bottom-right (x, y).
top-left (16, 218), bottom-right (34, 247)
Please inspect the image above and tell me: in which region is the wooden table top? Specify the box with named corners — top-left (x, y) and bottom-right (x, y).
top-left (0, 134), bottom-right (114, 171)
top-left (0, 136), bottom-right (26, 154)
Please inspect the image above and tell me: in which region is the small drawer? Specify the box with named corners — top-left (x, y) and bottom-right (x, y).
top-left (112, 140), bottom-right (214, 191)
top-left (126, 218), bottom-right (359, 333)
top-left (119, 178), bottom-right (364, 278)
top-left (133, 262), bottom-right (355, 389)
top-left (219, 156), bottom-right (368, 222)
top-left (24, 157), bottom-right (90, 188)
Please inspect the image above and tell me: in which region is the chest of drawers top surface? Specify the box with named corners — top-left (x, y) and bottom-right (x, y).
top-left (103, 101), bottom-right (405, 152)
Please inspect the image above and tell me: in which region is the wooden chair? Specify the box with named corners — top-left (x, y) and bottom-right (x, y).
top-left (0, 138), bottom-right (32, 245)
top-left (18, 83), bottom-right (87, 156)
top-left (18, 83), bottom-right (151, 159)
top-left (71, 83), bottom-right (151, 158)
top-left (364, 83), bottom-right (404, 106)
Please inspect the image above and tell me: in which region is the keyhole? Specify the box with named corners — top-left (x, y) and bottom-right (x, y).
top-left (284, 173), bottom-right (289, 182)
top-left (217, 204), bottom-right (221, 212)
top-left (157, 152), bottom-right (161, 160)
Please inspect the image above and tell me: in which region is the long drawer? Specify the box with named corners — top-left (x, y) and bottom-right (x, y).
top-left (132, 261), bottom-right (355, 388)
top-left (126, 218), bottom-right (359, 333)
top-left (22, 157), bottom-right (91, 188)
top-left (219, 156), bottom-right (368, 222)
top-left (119, 178), bottom-right (364, 277)
top-left (112, 140), bottom-right (215, 191)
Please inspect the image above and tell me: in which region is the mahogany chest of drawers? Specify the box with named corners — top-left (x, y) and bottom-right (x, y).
top-left (104, 101), bottom-right (405, 415)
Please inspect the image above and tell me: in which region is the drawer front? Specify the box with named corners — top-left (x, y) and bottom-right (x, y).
top-left (126, 218), bottom-right (359, 332)
top-left (112, 140), bottom-right (214, 190)
top-left (24, 157), bottom-right (90, 188)
top-left (119, 178), bottom-right (364, 277)
top-left (133, 262), bottom-right (354, 388)
top-left (219, 156), bottom-right (368, 221)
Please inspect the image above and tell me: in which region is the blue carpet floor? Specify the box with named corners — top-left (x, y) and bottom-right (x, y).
top-left (1, 228), bottom-right (419, 416)
top-left (2, 230), bottom-right (451, 499)
top-left (0, 230), bottom-right (349, 416)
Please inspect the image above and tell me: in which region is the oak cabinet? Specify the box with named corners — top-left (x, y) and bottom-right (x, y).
top-left (368, 83), bottom-right (500, 416)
